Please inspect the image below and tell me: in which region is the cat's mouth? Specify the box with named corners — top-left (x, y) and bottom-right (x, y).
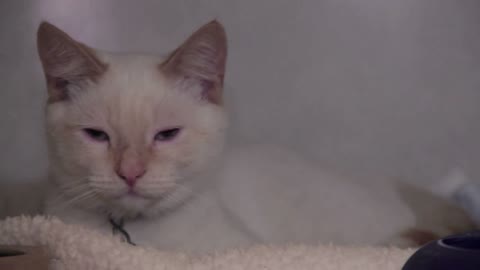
top-left (126, 189), bottom-right (149, 199)
top-left (117, 186), bottom-right (171, 202)
top-left (110, 191), bottom-right (153, 209)
top-left (95, 181), bottom-right (177, 203)
top-left (107, 189), bottom-right (152, 202)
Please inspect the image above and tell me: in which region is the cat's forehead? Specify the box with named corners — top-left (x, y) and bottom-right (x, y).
top-left (71, 51), bottom-right (197, 127)
top-left (90, 51), bottom-right (186, 107)
top-left (100, 51), bottom-right (164, 69)
top-left (98, 52), bottom-right (168, 90)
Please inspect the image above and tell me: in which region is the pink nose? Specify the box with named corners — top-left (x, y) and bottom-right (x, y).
top-left (116, 165), bottom-right (146, 188)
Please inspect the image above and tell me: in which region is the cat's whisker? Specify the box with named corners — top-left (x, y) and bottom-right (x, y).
top-left (66, 190), bottom-right (95, 204)
top-left (61, 189), bottom-right (97, 208)
top-left (47, 182), bottom-right (89, 205)
top-left (50, 190), bottom-right (97, 211)
top-left (90, 182), bottom-right (118, 188)
top-left (61, 183), bottom-right (90, 194)
top-left (79, 195), bottom-right (102, 210)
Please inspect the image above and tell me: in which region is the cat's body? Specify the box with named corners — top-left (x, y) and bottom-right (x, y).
top-left (46, 144), bottom-right (417, 253)
top-left (34, 21), bottom-right (475, 253)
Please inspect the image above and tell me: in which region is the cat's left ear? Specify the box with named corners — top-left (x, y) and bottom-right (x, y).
top-left (37, 22), bottom-right (108, 103)
top-left (160, 20), bottom-right (227, 105)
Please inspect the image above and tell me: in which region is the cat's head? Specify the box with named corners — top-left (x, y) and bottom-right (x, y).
top-left (37, 21), bottom-right (227, 218)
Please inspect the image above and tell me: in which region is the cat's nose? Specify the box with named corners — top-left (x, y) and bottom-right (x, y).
top-left (116, 163), bottom-right (146, 187)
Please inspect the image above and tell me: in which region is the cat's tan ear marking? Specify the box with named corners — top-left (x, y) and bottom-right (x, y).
top-left (160, 20), bottom-right (227, 105)
top-left (37, 21), bottom-right (108, 103)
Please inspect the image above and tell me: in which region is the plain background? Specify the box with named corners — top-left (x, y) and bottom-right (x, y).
top-left (1, 0), bottom-right (480, 189)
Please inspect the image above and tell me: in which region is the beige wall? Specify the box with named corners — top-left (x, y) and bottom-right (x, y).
top-left (1, 0), bottom-right (480, 186)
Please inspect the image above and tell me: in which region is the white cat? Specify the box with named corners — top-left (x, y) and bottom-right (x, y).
top-left (36, 21), bottom-right (475, 253)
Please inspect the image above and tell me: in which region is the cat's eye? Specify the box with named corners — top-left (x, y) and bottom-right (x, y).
top-left (83, 128), bottom-right (110, 142)
top-left (154, 127), bottom-right (181, 142)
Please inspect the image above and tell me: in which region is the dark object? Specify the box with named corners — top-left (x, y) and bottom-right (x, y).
top-left (403, 231), bottom-right (480, 270)
top-left (108, 215), bottom-right (136, 246)
top-left (0, 245), bottom-right (49, 270)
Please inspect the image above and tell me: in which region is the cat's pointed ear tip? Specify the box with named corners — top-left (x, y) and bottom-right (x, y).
top-left (205, 20), bottom-right (226, 32)
top-left (207, 19), bottom-right (222, 26)
top-left (38, 21), bottom-right (55, 33)
top-left (39, 21), bottom-right (52, 28)
top-left (37, 21), bottom-right (63, 41)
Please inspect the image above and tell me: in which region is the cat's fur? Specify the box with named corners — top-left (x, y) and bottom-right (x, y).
top-left (37, 21), bottom-right (475, 253)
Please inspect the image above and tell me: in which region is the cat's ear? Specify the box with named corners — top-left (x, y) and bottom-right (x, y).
top-left (37, 22), bottom-right (108, 103)
top-left (161, 20), bottom-right (227, 105)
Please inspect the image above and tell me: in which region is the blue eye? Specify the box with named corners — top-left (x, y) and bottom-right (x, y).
top-left (154, 127), bottom-right (181, 142)
top-left (83, 128), bottom-right (110, 142)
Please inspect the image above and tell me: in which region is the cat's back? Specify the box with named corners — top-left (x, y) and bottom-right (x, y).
top-left (216, 144), bottom-right (416, 245)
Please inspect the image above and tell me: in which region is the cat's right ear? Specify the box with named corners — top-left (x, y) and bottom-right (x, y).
top-left (37, 22), bottom-right (107, 103)
top-left (160, 20), bottom-right (227, 105)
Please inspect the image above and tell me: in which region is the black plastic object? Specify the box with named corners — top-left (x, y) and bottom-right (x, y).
top-left (403, 231), bottom-right (480, 270)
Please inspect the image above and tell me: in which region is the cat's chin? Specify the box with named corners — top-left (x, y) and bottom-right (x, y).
top-left (109, 194), bottom-right (154, 217)
top-left (106, 185), bottom-right (193, 218)
top-left (108, 186), bottom-right (160, 202)
top-left (114, 191), bottom-right (154, 205)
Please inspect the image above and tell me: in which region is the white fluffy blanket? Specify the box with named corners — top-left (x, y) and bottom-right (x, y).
top-left (0, 216), bottom-right (414, 270)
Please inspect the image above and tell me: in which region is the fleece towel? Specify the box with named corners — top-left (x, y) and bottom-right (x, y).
top-left (0, 216), bottom-right (415, 270)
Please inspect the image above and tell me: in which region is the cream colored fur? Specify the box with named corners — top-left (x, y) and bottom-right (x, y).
top-left (35, 21), bottom-right (475, 253)
top-left (45, 52), bottom-right (226, 219)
